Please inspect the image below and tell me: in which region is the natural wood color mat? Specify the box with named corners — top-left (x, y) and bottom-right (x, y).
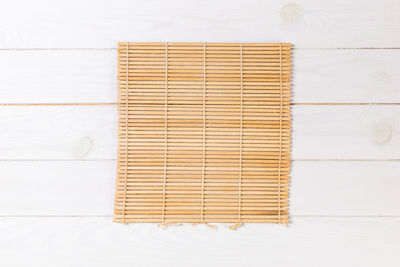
top-left (114, 42), bottom-right (291, 226)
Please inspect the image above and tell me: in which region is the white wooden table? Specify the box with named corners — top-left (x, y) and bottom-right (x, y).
top-left (1, 0), bottom-right (399, 266)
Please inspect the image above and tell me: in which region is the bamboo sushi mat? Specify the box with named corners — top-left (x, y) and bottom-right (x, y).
top-left (114, 42), bottom-right (291, 226)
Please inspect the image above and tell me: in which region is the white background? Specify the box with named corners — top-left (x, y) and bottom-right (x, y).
top-left (1, 0), bottom-right (400, 266)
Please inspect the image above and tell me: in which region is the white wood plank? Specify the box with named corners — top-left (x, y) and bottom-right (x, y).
top-left (0, 0), bottom-right (399, 48)
top-left (1, 161), bottom-right (399, 216)
top-left (0, 105), bottom-right (399, 160)
top-left (0, 50), bottom-right (117, 104)
top-left (0, 217), bottom-right (399, 267)
top-left (1, 49), bottom-right (400, 104)
top-left (292, 105), bottom-right (400, 159)
top-left (293, 49), bottom-right (400, 103)
top-left (0, 106), bottom-right (117, 160)
top-left (0, 161), bottom-right (115, 216)
top-left (290, 161), bottom-right (400, 216)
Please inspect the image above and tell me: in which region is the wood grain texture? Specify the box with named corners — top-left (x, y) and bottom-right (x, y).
top-left (0, 50), bottom-right (117, 104)
top-left (292, 105), bottom-right (400, 159)
top-left (0, 217), bottom-right (399, 267)
top-left (0, 161), bottom-right (115, 216)
top-left (1, 49), bottom-right (399, 104)
top-left (0, 0), bottom-right (400, 48)
top-left (293, 49), bottom-right (400, 103)
top-left (0, 106), bottom-right (117, 160)
top-left (1, 161), bottom-right (399, 216)
top-left (0, 105), bottom-right (398, 160)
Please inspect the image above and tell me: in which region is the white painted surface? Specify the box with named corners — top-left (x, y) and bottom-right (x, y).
top-left (1, 161), bottom-right (399, 216)
top-left (0, 217), bottom-right (399, 267)
top-left (1, 0), bottom-right (399, 266)
top-left (1, 105), bottom-right (398, 160)
top-left (1, 0), bottom-right (400, 48)
top-left (1, 49), bottom-right (400, 103)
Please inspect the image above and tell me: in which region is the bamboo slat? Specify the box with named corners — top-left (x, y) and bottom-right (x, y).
top-left (114, 42), bottom-right (292, 226)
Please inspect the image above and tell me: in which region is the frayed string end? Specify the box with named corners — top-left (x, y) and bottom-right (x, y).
top-left (192, 222), bottom-right (217, 230)
top-left (191, 222), bottom-right (217, 230)
top-left (228, 222), bottom-right (243, 230)
top-left (204, 223), bottom-right (217, 230)
top-left (158, 222), bottom-right (182, 229)
top-left (280, 222), bottom-right (289, 228)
